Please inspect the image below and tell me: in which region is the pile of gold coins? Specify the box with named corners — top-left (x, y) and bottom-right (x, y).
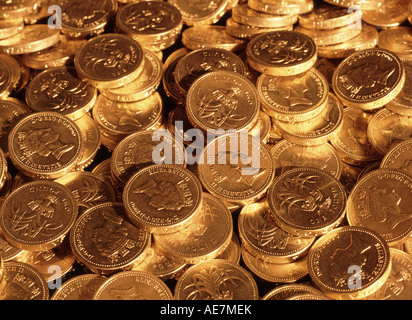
top-left (0, 0), bottom-right (411, 301)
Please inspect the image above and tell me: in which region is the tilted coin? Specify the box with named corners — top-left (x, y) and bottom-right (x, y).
top-left (8, 112), bottom-right (83, 179)
top-left (241, 246), bottom-right (309, 283)
top-left (387, 59), bottom-right (412, 116)
top-left (347, 168), bottom-right (412, 246)
top-left (186, 71), bottom-right (259, 134)
top-left (0, 54), bottom-right (21, 99)
top-left (261, 283), bottom-right (325, 300)
top-left (249, 110), bottom-right (271, 143)
top-left (58, 0), bottom-right (117, 38)
top-left (323, 0), bottom-right (382, 10)
top-left (74, 33), bottom-right (145, 89)
top-left (162, 47), bottom-right (189, 104)
top-left (123, 164), bottom-right (204, 234)
top-left (166, 106), bottom-right (199, 148)
top-left (307, 226), bottom-right (391, 300)
top-left (51, 274), bottom-right (107, 300)
top-left (317, 24), bottom-right (379, 59)
top-left (361, 0), bottom-right (409, 28)
top-left (270, 139), bottom-right (342, 179)
top-left (332, 48), bottom-right (405, 110)
top-left (174, 48), bottom-right (246, 96)
top-left (295, 24), bottom-right (361, 46)
top-left (154, 193), bottom-right (233, 264)
top-left (116, 1), bottom-right (183, 50)
top-left (339, 161), bottom-right (364, 194)
top-left (181, 25), bottom-right (246, 52)
top-left (0, 180), bottom-right (78, 252)
top-left (101, 50), bottom-right (163, 103)
top-left (215, 233), bottom-right (241, 264)
top-left (93, 270), bottom-right (173, 300)
top-left (238, 200), bottom-right (315, 264)
top-left (198, 132), bottom-right (275, 206)
top-left (248, 0), bottom-right (314, 15)
top-left (0, 18), bottom-right (24, 40)
top-left (274, 93), bottom-right (344, 146)
top-left (367, 107), bottom-right (412, 156)
top-left (0, 232), bottom-right (23, 262)
top-left (0, 261), bottom-right (49, 300)
top-left (286, 293), bottom-right (331, 300)
top-left (268, 167), bottom-right (347, 237)
top-left (0, 0), bottom-right (38, 20)
top-left (25, 66), bottom-right (97, 121)
top-left (174, 259), bottom-right (259, 300)
top-left (168, 0), bottom-right (229, 26)
top-left (378, 27), bottom-right (412, 59)
top-left (380, 138), bottom-right (412, 177)
top-left (246, 31), bottom-right (317, 76)
top-left (55, 171), bottom-right (117, 212)
top-left (70, 202), bottom-right (151, 275)
top-left (257, 67), bottom-right (329, 122)
top-left (91, 158), bottom-right (123, 202)
top-left (330, 106), bottom-right (381, 166)
top-left (0, 24), bottom-right (60, 55)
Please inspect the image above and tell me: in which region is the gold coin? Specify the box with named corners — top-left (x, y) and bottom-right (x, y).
top-left (268, 167), bottom-right (347, 237)
top-left (154, 193), bottom-right (233, 264)
top-left (241, 245), bottom-right (309, 283)
top-left (367, 107), bottom-right (412, 156)
top-left (404, 238), bottom-right (412, 254)
top-left (380, 138), bottom-right (412, 176)
top-left (295, 24), bottom-right (361, 46)
top-left (101, 50), bottom-right (163, 103)
top-left (111, 130), bottom-right (186, 186)
top-left (226, 17), bottom-right (294, 40)
top-left (15, 238), bottom-right (75, 283)
top-left (131, 242), bottom-right (187, 281)
top-left (186, 71), bottom-right (259, 134)
top-left (0, 24), bottom-right (60, 55)
top-left (257, 67), bottom-right (329, 122)
top-left (58, 0), bottom-right (117, 38)
top-left (123, 164), bottom-right (204, 234)
top-left (70, 202), bottom-right (151, 275)
top-left (0, 180), bottom-right (78, 252)
top-left (174, 48), bottom-right (246, 96)
top-left (0, 0), bottom-right (38, 20)
top-left (287, 293), bottom-right (332, 300)
top-left (317, 24), bottom-right (378, 59)
top-left (238, 200), bottom-right (315, 264)
top-left (0, 54), bottom-right (21, 99)
top-left (22, 36), bottom-right (86, 70)
top-left (181, 25), bottom-right (246, 52)
top-left (347, 168), bottom-right (412, 246)
top-left (198, 133), bottom-right (275, 206)
top-left (387, 59), bottom-right (412, 116)
top-left (74, 33), bottom-right (145, 89)
top-left (91, 158), bottom-right (123, 202)
top-left (116, 1), bottom-right (183, 50)
top-left (270, 139), bottom-right (342, 179)
top-left (246, 31), bottom-right (317, 76)
top-left (25, 66), bottom-right (98, 121)
top-left (0, 98), bottom-right (30, 157)
top-left (55, 171), bottom-right (117, 212)
top-left (248, 0), bottom-right (314, 15)
top-left (330, 107), bottom-right (381, 166)
top-left (0, 261), bottom-right (49, 300)
top-left (0, 18), bottom-right (24, 40)
top-left (174, 259), bottom-right (259, 300)
top-left (332, 48), bottom-right (405, 110)
top-left (0, 232), bottom-right (23, 262)
top-left (323, 0), bottom-right (381, 9)
top-left (249, 110), bottom-right (271, 143)
top-left (378, 27), bottom-right (412, 59)
top-left (361, 0), bottom-right (410, 28)
top-left (93, 270), bottom-right (173, 300)
top-left (51, 274), bottom-right (107, 300)
top-left (298, 2), bottom-right (359, 29)
top-left (73, 114), bottom-right (101, 170)
top-left (261, 283), bottom-right (325, 300)
top-left (168, 0), bottom-right (229, 26)
top-left (232, 3), bottom-right (298, 28)
top-left (339, 161), bottom-right (364, 194)
top-left (8, 112), bottom-right (83, 179)
top-left (274, 93), bottom-right (344, 146)
top-left (215, 233), bottom-right (241, 264)
top-left (307, 226), bottom-right (391, 300)
top-left (167, 106), bottom-right (199, 148)
top-left (92, 92), bottom-right (163, 142)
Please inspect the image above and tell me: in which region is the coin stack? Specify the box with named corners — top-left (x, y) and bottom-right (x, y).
top-left (0, 0), bottom-right (411, 302)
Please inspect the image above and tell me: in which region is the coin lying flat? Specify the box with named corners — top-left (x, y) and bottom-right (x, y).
top-left (51, 274), bottom-right (107, 300)
top-left (8, 112), bottom-right (83, 179)
top-left (378, 27), bottom-right (412, 59)
top-left (174, 259), bottom-right (259, 300)
top-left (0, 0), bottom-right (38, 20)
top-left (332, 48), bottom-right (405, 110)
top-left (361, 0), bottom-right (409, 28)
top-left (246, 31), bottom-right (317, 76)
top-left (262, 283), bottom-right (325, 300)
top-left (347, 168), bottom-right (412, 246)
top-left (0, 180), bottom-right (78, 252)
top-left (307, 226), bottom-right (391, 300)
top-left (70, 202), bottom-right (151, 275)
top-left (123, 164), bottom-right (204, 234)
top-left (226, 17), bottom-right (294, 40)
top-left (248, 0), bottom-right (314, 15)
top-left (93, 270), bottom-right (173, 300)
